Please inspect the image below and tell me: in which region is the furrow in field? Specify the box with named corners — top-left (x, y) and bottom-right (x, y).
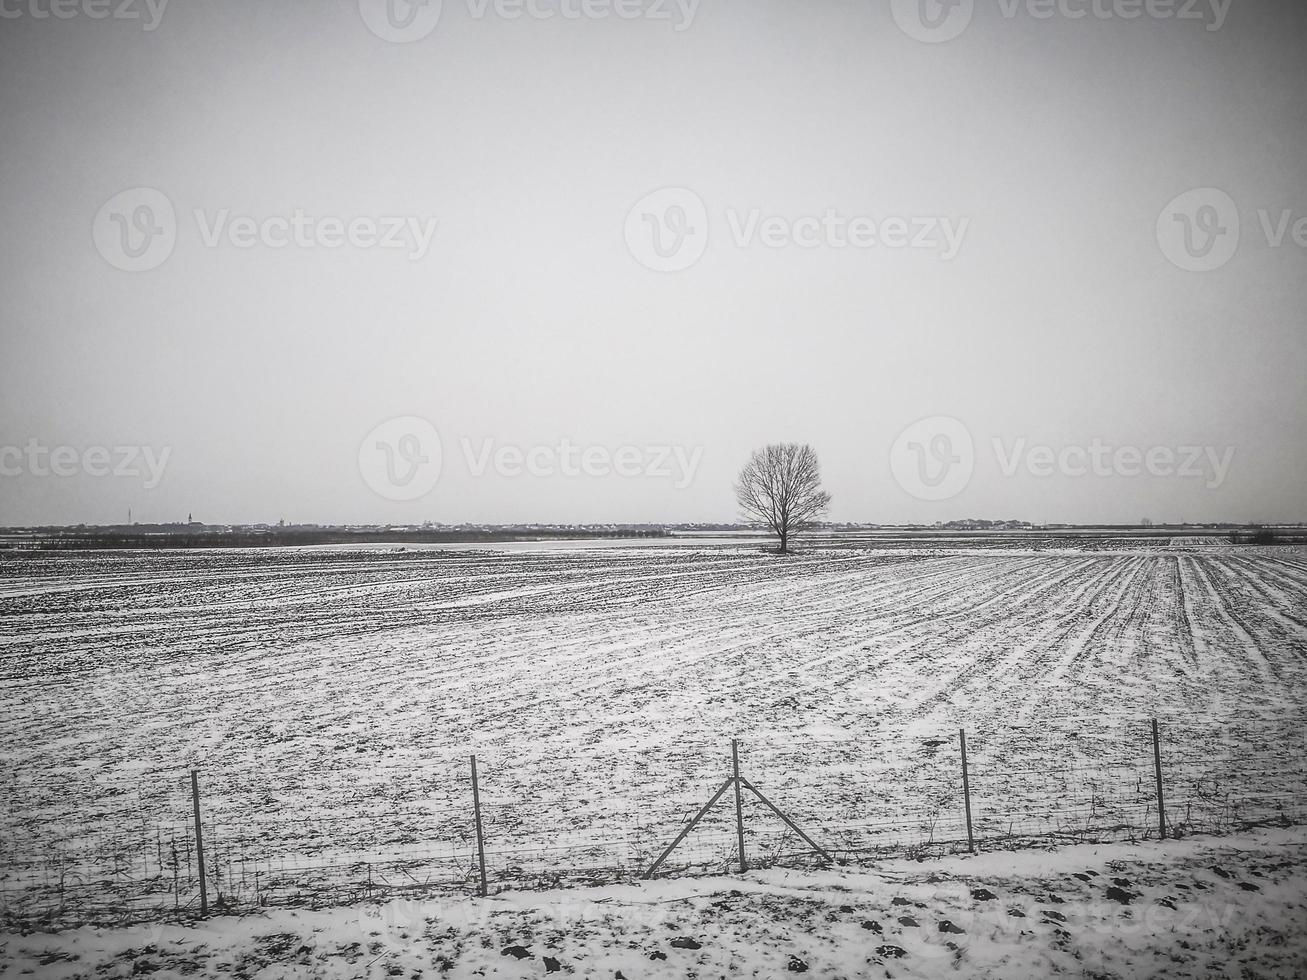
top-left (1227, 557), bottom-right (1307, 640)
top-left (851, 554), bottom-right (1109, 723)
top-left (738, 554), bottom-right (1058, 707)
top-left (1185, 556), bottom-right (1282, 691)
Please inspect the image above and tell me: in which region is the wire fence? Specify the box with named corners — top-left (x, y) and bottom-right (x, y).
top-left (2, 715), bottom-right (1305, 929)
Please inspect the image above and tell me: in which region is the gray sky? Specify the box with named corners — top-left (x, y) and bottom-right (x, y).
top-left (1, 0), bottom-right (1304, 527)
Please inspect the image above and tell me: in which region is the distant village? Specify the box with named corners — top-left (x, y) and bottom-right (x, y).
top-left (1, 517), bottom-right (1300, 550)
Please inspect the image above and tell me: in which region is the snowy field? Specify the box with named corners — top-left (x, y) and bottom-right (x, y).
top-left (4, 827), bottom-right (1305, 979)
top-left (2, 541), bottom-right (1306, 922)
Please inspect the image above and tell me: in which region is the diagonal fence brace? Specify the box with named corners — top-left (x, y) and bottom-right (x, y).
top-left (644, 777), bottom-right (735, 879)
top-left (740, 778), bottom-right (834, 865)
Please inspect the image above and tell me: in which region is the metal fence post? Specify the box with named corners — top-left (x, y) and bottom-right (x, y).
top-left (732, 739), bottom-right (747, 873)
top-left (471, 755), bottom-right (489, 897)
top-left (1152, 718), bottom-right (1167, 839)
top-left (190, 770), bottom-right (208, 917)
top-left (960, 729), bottom-right (975, 853)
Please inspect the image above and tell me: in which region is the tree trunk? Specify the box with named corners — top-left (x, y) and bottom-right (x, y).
top-left (779, 525), bottom-right (788, 553)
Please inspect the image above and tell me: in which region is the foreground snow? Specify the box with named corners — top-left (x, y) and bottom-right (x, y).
top-left (5, 828), bottom-right (1305, 979)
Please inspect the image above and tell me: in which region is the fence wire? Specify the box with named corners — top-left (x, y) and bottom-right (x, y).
top-left (1, 716), bottom-right (1303, 929)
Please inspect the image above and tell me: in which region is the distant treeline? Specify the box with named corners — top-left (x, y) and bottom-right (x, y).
top-left (1228, 528), bottom-right (1306, 545)
top-left (0, 527), bottom-right (671, 550)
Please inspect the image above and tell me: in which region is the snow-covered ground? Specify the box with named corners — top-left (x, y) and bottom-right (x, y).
top-left (2, 544), bottom-right (1305, 922)
top-left (4, 827), bottom-right (1305, 979)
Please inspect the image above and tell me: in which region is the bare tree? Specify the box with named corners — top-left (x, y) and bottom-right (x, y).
top-left (734, 443), bottom-right (831, 553)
